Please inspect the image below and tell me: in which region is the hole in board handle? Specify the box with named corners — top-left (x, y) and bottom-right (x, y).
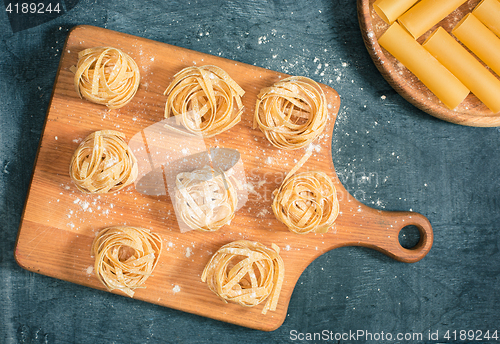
top-left (398, 225), bottom-right (421, 249)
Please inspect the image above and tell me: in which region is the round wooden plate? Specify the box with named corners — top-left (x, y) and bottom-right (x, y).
top-left (357, 0), bottom-right (500, 127)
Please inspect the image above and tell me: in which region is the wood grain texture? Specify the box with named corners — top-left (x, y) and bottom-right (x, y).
top-left (358, 0), bottom-right (500, 127)
top-left (14, 25), bottom-right (433, 331)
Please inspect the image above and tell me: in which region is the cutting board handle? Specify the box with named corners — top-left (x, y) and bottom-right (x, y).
top-left (337, 207), bottom-right (433, 263)
top-left (377, 210), bottom-right (432, 263)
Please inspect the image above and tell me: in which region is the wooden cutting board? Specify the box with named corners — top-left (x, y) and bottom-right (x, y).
top-left (358, 0), bottom-right (500, 127)
top-left (15, 25), bottom-right (433, 331)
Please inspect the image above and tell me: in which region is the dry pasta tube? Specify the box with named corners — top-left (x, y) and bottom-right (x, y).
top-left (201, 240), bottom-right (284, 314)
top-left (164, 65), bottom-right (245, 138)
top-left (453, 13), bottom-right (500, 77)
top-left (173, 166), bottom-right (238, 232)
top-left (253, 76), bottom-right (328, 150)
top-left (473, 0), bottom-right (500, 38)
top-left (91, 226), bottom-right (163, 297)
top-left (398, 0), bottom-right (467, 38)
top-left (373, 0), bottom-right (419, 24)
top-left (423, 27), bottom-right (500, 114)
top-left (378, 23), bottom-right (469, 110)
top-left (71, 47), bottom-right (140, 109)
top-left (69, 130), bottom-right (138, 193)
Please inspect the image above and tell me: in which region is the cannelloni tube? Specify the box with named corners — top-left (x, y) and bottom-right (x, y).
top-left (473, 0), bottom-right (500, 38)
top-left (453, 13), bottom-right (500, 78)
top-left (373, 0), bottom-right (419, 24)
top-left (423, 27), bottom-right (500, 113)
top-left (378, 23), bottom-right (469, 110)
top-left (398, 0), bottom-right (467, 38)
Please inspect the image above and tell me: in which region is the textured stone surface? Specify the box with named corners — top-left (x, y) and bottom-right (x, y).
top-left (1, 0), bottom-right (499, 343)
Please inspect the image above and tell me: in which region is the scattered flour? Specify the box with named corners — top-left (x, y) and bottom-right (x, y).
top-left (73, 198), bottom-right (91, 212)
top-left (309, 143), bottom-right (321, 153)
top-left (257, 208), bottom-right (269, 218)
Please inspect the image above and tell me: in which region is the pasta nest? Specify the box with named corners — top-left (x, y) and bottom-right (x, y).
top-left (201, 240), bottom-right (284, 314)
top-left (174, 166), bottom-right (238, 232)
top-left (69, 130), bottom-right (138, 193)
top-left (253, 76), bottom-right (328, 150)
top-left (164, 65), bottom-right (245, 137)
top-left (272, 171), bottom-right (339, 234)
top-left (72, 46), bottom-right (140, 109)
top-left (91, 226), bottom-right (163, 297)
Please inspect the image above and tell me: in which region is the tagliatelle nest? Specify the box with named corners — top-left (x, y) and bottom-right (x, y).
top-left (270, 148), bottom-right (339, 234)
top-left (163, 65), bottom-right (245, 137)
top-left (174, 166), bottom-right (238, 232)
top-left (71, 46), bottom-right (140, 109)
top-left (201, 240), bottom-right (284, 314)
top-left (91, 226), bottom-right (163, 297)
top-left (253, 76), bottom-right (328, 150)
top-left (272, 170), bottom-right (339, 234)
top-left (69, 130), bottom-right (138, 193)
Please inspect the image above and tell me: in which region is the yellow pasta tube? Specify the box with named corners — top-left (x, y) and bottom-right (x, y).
top-left (398, 0), bottom-right (467, 38)
top-left (378, 23), bottom-right (469, 110)
top-left (473, 0), bottom-right (500, 38)
top-left (373, 0), bottom-right (419, 24)
top-left (453, 13), bottom-right (500, 78)
top-left (423, 27), bottom-right (500, 113)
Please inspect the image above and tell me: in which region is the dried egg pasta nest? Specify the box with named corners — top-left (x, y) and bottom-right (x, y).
top-left (271, 149), bottom-right (339, 234)
top-left (164, 65), bottom-right (245, 137)
top-left (174, 166), bottom-right (238, 232)
top-left (272, 170), bottom-right (339, 234)
top-left (253, 76), bottom-right (328, 150)
top-left (91, 226), bottom-right (162, 297)
top-left (71, 46), bottom-right (140, 109)
top-left (69, 130), bottom-right (138, 193)
top-left (201, 240), bottom-right (284, 314)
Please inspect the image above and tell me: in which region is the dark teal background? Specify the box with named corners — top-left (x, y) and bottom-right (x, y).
top-left (1, 1), bottom-right (499, 343)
